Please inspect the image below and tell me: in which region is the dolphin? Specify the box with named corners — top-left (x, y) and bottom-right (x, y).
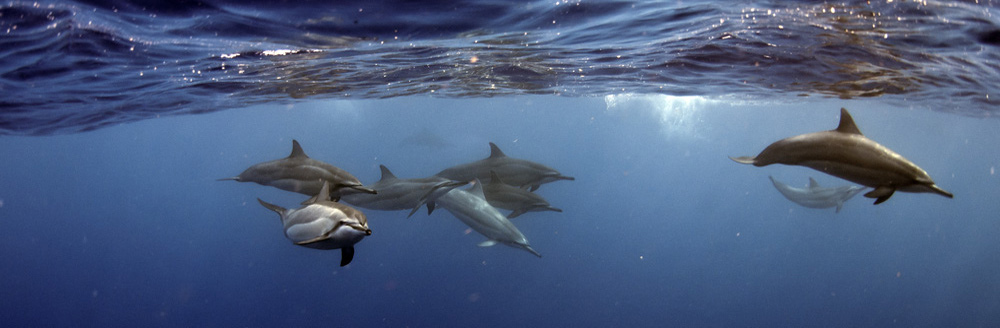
top-left (257, 181), bottom-right (372, 266)
top-left (769, 176), bottom-right (867, 213)
top-left (434, 179), bottom-right (542, 257)
top-left (219, 140), bottom-right (376, 200)
top-left (339, 165), bottom-right (468, 218)
top-left (435, 142), bottom-right (574, 191)
top-left (730, 108), bottom-right (953, 204)
top-left (483, 171), bottom-right (562, 218)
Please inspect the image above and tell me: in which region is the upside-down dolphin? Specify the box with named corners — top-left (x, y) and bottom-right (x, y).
top-left (435, 142), bottom-right (574, 191)
top-left (769, 176), bottom-right (866, 213)
top-left (219, 140), bottom-right (376, 200)
top-left (339, 165), bottom-right (468, 218)
top-left (434, 179), bottom-right (542, 257)
top-left (483, 171), bottom-right (562, 218)
top-left (730, 108), bottom-right (953, 204)
top-left (257, 181), bottom-right (372, 266)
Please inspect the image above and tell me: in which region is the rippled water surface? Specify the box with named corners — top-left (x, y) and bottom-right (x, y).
top-left (1, 0), bottom-right (999, 134)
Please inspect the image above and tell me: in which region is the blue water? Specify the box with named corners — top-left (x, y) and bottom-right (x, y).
top-left (2, 1), bottom-right (1000, 327)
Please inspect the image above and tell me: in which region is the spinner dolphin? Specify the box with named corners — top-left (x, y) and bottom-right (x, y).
top-left (731, 108), bottom-right (953, 204)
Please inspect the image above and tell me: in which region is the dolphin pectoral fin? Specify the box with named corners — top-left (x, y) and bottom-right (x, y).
top-left (864, 186), bottom-right (895, 205)
top-left (529, 185), bottom-right (540, 192)
top-left (478, 240), bottom-right (497, 247)
top-left (729, 156), bottom-right (756, 165)
top-left (426, 202), bottom-right (436, 215)
top-left (340, 247), bottom-right (355, 267)
top-left (835, 203), bottom-right (843, 213)
top-left (507, 210), bottom-right (526, 219)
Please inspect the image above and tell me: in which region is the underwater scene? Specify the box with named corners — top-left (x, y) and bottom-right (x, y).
top-left (1, 0), bottom-right (999, 327)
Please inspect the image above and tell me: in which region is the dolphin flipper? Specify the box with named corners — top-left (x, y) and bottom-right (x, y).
top-left (865, 186), bottom-right (895, 205)
top-left (340, 246), bottom-right (355, 266)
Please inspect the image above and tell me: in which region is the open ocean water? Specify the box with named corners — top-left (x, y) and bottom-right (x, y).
top-left (1, 0), bottom-right (999, 327)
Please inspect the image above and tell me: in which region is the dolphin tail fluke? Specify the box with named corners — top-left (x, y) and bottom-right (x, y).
top-left (340, 246), bottom-right (355, 267)
top-left (257, 198), bottom-right (286, 215)
top-left (729, 156), bottom-right (756, 165)
top-left (217, 176), bottom-right (241, 181)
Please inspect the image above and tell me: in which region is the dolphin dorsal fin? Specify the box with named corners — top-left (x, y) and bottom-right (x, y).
top-left (469, 179), bottom-right (486, 199)
top-left (488, 170), bottom-right (504, 185)
top-left (379, 165), bottom-right (398, 181)
top-left (305, 180), bottom-right (331, 204)
top-left (289, 140), bottom-right (309, 158)
top-left (488, 142), bottom-right (506, 158)
top-left (834, 108), bottom-right (863, 135)
top-left (808, 177), bottom-right (820, 189)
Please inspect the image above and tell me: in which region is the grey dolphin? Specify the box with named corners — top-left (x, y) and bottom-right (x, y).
top-left (731, 108), bottom-right (953, 204)
top-left (257, 181), bottom-right (372, 266)
top-left (483, 171), bottom-right (562, 218)
top-left (339, 165), bottom-right (468, 218)
top-left (434, 179), bottom-right (542, 257)
top-left (769, 176), bottom-right (866, 213)
top-left (219, 140), bottom-right (376, 200)
top-left (435, 142), bottom-right (574, 191)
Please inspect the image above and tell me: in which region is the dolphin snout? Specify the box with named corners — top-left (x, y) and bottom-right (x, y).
top-left (364, 229), bottom-right (372, 236)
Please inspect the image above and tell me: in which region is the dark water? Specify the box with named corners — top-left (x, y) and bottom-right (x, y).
top-left (1, 0), bottom-right (999, 135)
top-left (2, 1), bottom-right (1000, 327)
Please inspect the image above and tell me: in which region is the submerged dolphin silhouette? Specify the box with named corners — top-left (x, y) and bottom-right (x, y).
top-left (257, 181), bottom-right (372, 266)
top-left (769, 176), bottom-right (866, 213)
top-left (731, 108), bottom-right (953, 204)
top-left (434, 179), bottom-right (542, 257)
top-left (219, 140), bottom-right (376, 200)
top-left (435, 142), bottom-right (574, 191)
top-left (483, 171), bottom-right (562, 218)
top-left (339, 165), bottom-right (468, 218)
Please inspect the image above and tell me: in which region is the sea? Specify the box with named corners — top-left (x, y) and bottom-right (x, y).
top-left (1, 0), bottom-right (998, 327)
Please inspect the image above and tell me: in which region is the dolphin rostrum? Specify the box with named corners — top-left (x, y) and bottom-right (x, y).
top-left (219, 140), bottom-right (376, 200)
top-left (483, 171), bottom-right (562, 218)
top-left (434, 179), bottom-right (542, 257)
top-left (435, 142), bottom-right (574, 191)
top-left (731, 108), bottom-right (953, 204)
top-left (339, 165), bottom-right (468, 218)
top-left (257, 180), bottom-right (372, 266)
top-left (769, 176), bottom-right (866, 213)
